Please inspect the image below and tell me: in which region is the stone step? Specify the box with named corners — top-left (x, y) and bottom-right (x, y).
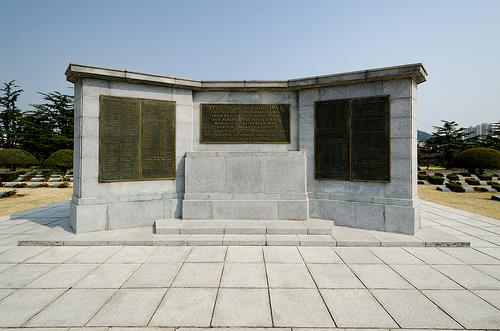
top-left (155, 219), bottom-right (334, 235)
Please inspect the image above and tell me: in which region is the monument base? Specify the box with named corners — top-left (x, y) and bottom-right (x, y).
top-left (309, 196), bottom-right (420, 235)
top-left (182, 152), bottom-right (308, 221)
top-left (70, 195), bottom-right (180, 233)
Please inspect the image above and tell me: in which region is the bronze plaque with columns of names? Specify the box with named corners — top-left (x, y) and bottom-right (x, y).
top-left (314, 95), bottom-right (390, 182)
top-left (99, 95), bottom-right (176, 182)
top-left (200, 103), bottom-right (291, 144)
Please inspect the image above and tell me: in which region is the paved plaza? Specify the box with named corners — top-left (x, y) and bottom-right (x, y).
top-left (0, 201), bottom-right (500, 330)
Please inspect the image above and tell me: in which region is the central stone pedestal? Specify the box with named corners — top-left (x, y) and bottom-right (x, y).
top-left (182, 152), bottom-right (307, 220)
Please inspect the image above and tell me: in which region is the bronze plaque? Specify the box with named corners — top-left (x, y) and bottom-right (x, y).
top-left (314, 99), bottom-right (350, 180)
top-left (200, 103), bottom-right (290, 143)
top-left (99, 96), bottom-right (140, 182)
top-left (351, 96), bottom-right (390, 182)
top-left (141, 100), bottom-right (176, 180)
top-left (99, 96), bottom-right (176, 182)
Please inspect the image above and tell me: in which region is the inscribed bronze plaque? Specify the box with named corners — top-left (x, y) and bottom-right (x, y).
top-left (141, 100), bottom-right (176, 180)
top-left (99, 96), bottom-right (140, 182)
top-left (200, 103), bottom-right (290, 143)
top-left (314, 100), bottom-right (350, 180)
top-left (351, 96), bottom-right (390, 182)
top-left (99, 96), bottom-right (176, 182)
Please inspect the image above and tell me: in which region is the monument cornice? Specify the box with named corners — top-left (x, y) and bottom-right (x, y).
top-left (65, 63), bottom-right (427, 91)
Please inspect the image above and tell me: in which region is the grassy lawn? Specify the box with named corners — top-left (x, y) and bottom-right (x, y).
top-left (0, 187), bottom-right (72, 217)
top-left (418, 185), bottom-right (500, 220)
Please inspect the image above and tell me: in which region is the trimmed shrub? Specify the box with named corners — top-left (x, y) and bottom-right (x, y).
top-left (418, 174), bottom-right (427, 180)
top-left (447, 174), bottom-right (459, 180)
top-left (459, 172), bottom-right (471, 176)
top-left (434, 172), bottom-right (444, 177)
top-left (465, 178), bottom-right (480, 185)
top-left (0, 189), bottom-right (16, 199)
top-left (427, 175), bottom-right (444, 185)
top-left (492, 184), bottom-right (500, 192)
top-left (478, 174), bottom-right (492, 181)
top-left (43, 150), bottom-right (73, 173)
top-left (40, 169), bottom-right (53, 179)
top-left (0, 170), bottom-right (26, 182)
top-left (474, 187), bottom-right (489, 192)
top-left (453, 148), bottom-right (500, 175)
top-left (418, 180), bottom-right (425, 185)
top-left (13, 182), bottom-right (27, 188)
top-left (0, 149), bottom-right (38, 171)
top-left (446, 182), bottom-right (465, 192)
top-left (418, 171), bottom-right (427, 175)
top-left (487, 181), bottom-right (499, 186)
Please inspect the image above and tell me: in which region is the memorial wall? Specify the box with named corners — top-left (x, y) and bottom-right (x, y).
top-left (66, 63), bottom-right (426, 234)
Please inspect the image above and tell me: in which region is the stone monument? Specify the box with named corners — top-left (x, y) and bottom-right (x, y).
top-left (66, 63), bottom-right (427, 234)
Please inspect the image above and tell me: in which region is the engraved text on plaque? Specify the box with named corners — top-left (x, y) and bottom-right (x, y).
top-left (200, 103), bottom-right (290, 143)
top-left (99, 96), bottom-right (176, 182)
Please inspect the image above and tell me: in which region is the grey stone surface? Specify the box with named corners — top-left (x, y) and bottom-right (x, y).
top-left (308, 263), bottom-right (365, 289)
top-left (149, 288), bottom-right (217, 327)
top-left (424, 289), bottom-right (500, 329)
top-left (321, 289), bottom-right (397, 328)
top-left (333, 247), bottom-right (383, 264)
top-left (26, 289), bottom-right (116, 326)
top-left (145, 246), bottom-right (191, 263)
top-left (270, 289), bottom-right (335, 327)
top-left (212, 288), bottom-right (272, 326)
top-left (403, 247), bottom-right (466, 264)
top-left (440, 247), bottom-right (500, 264)
top-left (74, 264), bottom-right (140, 288)
top-left (220, 263), bottom-right (267, 288)
top-left (185, 246), bottom-right (226, 262)
top-left (87, 288), bottom-right (165, 326)
top-left (0, 288), bottom-right (64, 327)
top-left (123, 263), bottom-right (181, 288)
top-left (0, 246), bottom-right (49, 263)
top-left (65, 246), bottom-right (121, 263)
top-left (105, 246), bottom-right (156, 263)
top-left (372, 289), bottom-right (461, 329)
top-left (368, 247), bottom-right (424, 264)
top-left (25, 263), bottom-right (97, 288)
top-left (349, 264), bottom-right (413, 289)
top-left (390, 264), bottom-right (461, 289)
top-left (263, 246), bottom-right (302, 263)
top-left (298, 247), bottom-right (342, 263)
top-left (266, 263), bottom-right (316, 288)
top-left (432, 264), bottom-right (500, 289)
top-left (225, 246), bottom-right (263, 263)
top-left (172, 263), bottom-right (223, 287)
top-left (0, 264), bottom-right (55, 288)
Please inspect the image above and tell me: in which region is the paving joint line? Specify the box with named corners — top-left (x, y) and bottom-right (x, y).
top-left (336, 247), bottom-right (402, 329)
top-left (296, 246), bottom-right (337, 328)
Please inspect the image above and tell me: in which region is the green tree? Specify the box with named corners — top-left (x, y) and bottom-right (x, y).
top-left (425, 120), bottom-right (466, 168)
top-left (0, 148), bottom-right (38, 171)
top-left (453, 148), bottom-right (500, 175)
top-left (19, 91), bottom-right (74, 159)
top-left (43, 149), bottom-right (73, 173)
top-left (0, 81), bottom-right (23, 148)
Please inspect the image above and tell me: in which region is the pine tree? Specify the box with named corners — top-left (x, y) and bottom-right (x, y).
top-left (20, 91), bottom-right (74, 160)
top-left (426, 120), bottom-right (466, 168)
top-left (0, 81), bottom-right (24, 148)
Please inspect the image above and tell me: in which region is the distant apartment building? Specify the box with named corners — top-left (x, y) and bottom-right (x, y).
top-left (465, 121), bottom-right (500, 139)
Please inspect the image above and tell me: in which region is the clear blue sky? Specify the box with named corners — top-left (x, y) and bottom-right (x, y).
top-left (1, 0), bottom-right (499, 132)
